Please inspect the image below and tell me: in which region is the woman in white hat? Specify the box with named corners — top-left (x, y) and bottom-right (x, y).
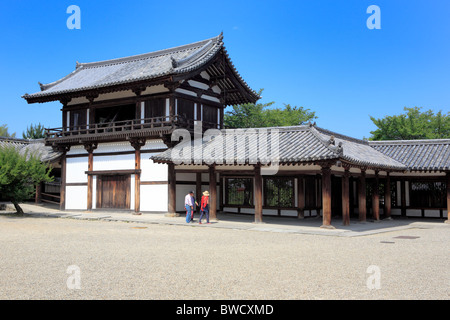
top-left (199, 190), bottom-right (210, 224)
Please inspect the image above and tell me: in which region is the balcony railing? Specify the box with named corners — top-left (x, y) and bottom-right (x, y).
top-left (45, 115), bottom-right (221, 142)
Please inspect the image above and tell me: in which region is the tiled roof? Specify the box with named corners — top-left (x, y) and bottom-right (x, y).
top-left (314, 127), bottom-right (407, 170)
top-left (369, 139), bottom-right (450, 171)
top-left (0, 137), bottom-right (61, 163)
top-left (151, 125), bottom-right (408, 170)
top-left (23, 33), bottom-right (260, 105)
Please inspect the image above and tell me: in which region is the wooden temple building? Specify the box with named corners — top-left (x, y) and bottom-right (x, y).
top-left (22, 33), bottom-right (450, 227)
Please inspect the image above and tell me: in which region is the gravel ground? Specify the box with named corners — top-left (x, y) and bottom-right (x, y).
top-left (0, 214), bottom-right (448, 300)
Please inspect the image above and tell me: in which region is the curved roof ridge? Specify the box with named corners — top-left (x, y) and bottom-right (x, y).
top-left (79, 34), bottom-right (222, 69)
top-left (368, 139), bottom-right (450, 145)
top-left (314, 126), bottom-right (369, 145)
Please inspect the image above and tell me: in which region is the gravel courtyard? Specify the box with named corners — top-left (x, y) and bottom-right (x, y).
top-left (0, 214), bottom-right (448, 300)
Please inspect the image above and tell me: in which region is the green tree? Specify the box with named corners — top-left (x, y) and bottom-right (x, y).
top-left (224, 89), bottom-right (317, 128)
top-left (0, 124), bottom-right (16, 138)
top-left (22, 123), bottom-right (46, 139)
top-left (0, 145), bottom-right (53, 214)
top-left (369, 107), bottom-right (450, 140)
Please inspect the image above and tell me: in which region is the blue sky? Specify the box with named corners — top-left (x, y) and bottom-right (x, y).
top-left (0, 0), bottom-right (449, 139)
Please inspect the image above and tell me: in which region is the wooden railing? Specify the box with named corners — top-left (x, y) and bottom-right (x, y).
top-left (45, 115), bottom-right (221, 140)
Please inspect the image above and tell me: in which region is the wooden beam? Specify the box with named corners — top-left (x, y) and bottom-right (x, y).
top-left (342, 168), bottom-right (350, 226)
top-left (209, 165), bottom-right (218, 221)
top-left (321, 165), bottom-right (334, 228)
top-left (372, 171), bottom-right (380, 221)
top-left (384, 172), bottom-right (391, 219)
top-left (254, 165), bottom-right (263, 223)
top-left (358, 169), bottom-right (367, 222)
top-left (297, 175), bottom-right (305, 219)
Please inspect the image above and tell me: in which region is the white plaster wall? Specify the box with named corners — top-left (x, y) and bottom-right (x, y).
top-left (94, 154), bottom-right (135, 171)
top-left (140, 185), bottom-right (169, 212)
top-left (424, 209), bottom-right (441, 218)
top-left (141, 153), bottom-right (168, 182)
top-left (406, 209), bottom-right (422, 217)
top-left (281, 210), bottom-right (297, 217)
top-left (66, 157), bottom-right (88, 183)
top-left (67, 145), bottom-right (88, 156)
top-left (66, 186), bottom-right (88, 210)
top-left (142, 139), bottom-right (167, 151)
top-left (263, 209), bottom-right (278, 216)
top-left (95, 142), bottom-right (134, 154)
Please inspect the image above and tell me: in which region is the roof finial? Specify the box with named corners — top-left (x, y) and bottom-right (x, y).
top-left (76, 61), bottom-right (81, 69)
top-left (38, 82), bottom-right (45, 91)
top-left (170, 56), bottom-right (178, 68)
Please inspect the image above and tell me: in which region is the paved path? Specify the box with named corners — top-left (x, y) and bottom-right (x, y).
top-left (7, 203), bottom-right (450, 238)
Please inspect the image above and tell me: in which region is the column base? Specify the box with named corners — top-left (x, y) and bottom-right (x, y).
top-left (320, 224), bottom-right (335, 229)
top-left (165, 212), bottom-right (180, 217)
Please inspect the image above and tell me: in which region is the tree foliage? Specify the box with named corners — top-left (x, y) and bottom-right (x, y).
top-left (224, 89), bottom-right (317, 128)
top-left (369, 107), bottom-right (450, 140)
top-left (0, 145), bottom-right (53, 214)
top-left (22, 123), bottom-right (46, 139)
top-left (0, 124), bottom-right (16, 138)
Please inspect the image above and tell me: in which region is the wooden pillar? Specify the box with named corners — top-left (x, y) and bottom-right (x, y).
top-left (84, 143), bottom-right (97, 211)
top-left (87, 152), bottom-right (94, 210)
top-left (209, 165), bottom-right (218, 221)
top-left (384, 172), bottom-right (391, 219)
top-left (60, 153), bottom-right (67, 211)
top-left (254, 165), bottom-right (263, 223)
top-left (196, 172), bottom-right (202, 213)
top-left (372, 171), bottom-right (380, 221)
top-left (321, 165), bottom-right (333, 228)
top-left (130, 138), bottom-right (145, 214)
top-left (134, 149), bottom-right (141, 214)
top-left (166, 163), bottom-right (178, 217)
top-left (401, 179), bottom-right (406, 217)
top-left (297, 175), bottom-right (305, 219)
top-left (446, 172), bottom-right (450, 223)
top-left (342, 168), bottom-right (350, 226)
top-left (35, 182), bottom-right (42, 204)
top-left (358, 169), bottom-right (367, 222)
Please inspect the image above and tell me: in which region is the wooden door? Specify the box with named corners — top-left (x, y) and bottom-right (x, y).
top-left (96, 175), bottom-right (131, 209)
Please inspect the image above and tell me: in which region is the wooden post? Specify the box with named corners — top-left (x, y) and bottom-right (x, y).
top-left (35, 182), bottom-right (42, 204)
top-left (196, 172), bottom-right (202, 214)
top-left (166, 163), bottom-right (178, 217)
top-left (401, 179), bottom-right (406, 217)
top-left (60, 153), bottom-right (66, 211)
top-left (254, 165), bottom-right (263, 223)
top-left (358, 169), bottom-right (367, 222)
top-left (384, 172), bottom-right (391, 219)
top-left (342, 168), bottom-right (350, 226)
top-left (321, 165), bottom-right (333, 228)
top-left (297, 175), bottom-right (305, 219)
top-left (84, 143), bottom-right (97, 211)
top-left (134, 149), bottom-right (141, 214)
top-left (87, 151), bottom-right (94, 210)
top-left (372, 171), bottom-right (380, 221)
top-left (446, 172), bottom-right (450, 224)
top-left (209, 165), bottom-right (218, 221)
